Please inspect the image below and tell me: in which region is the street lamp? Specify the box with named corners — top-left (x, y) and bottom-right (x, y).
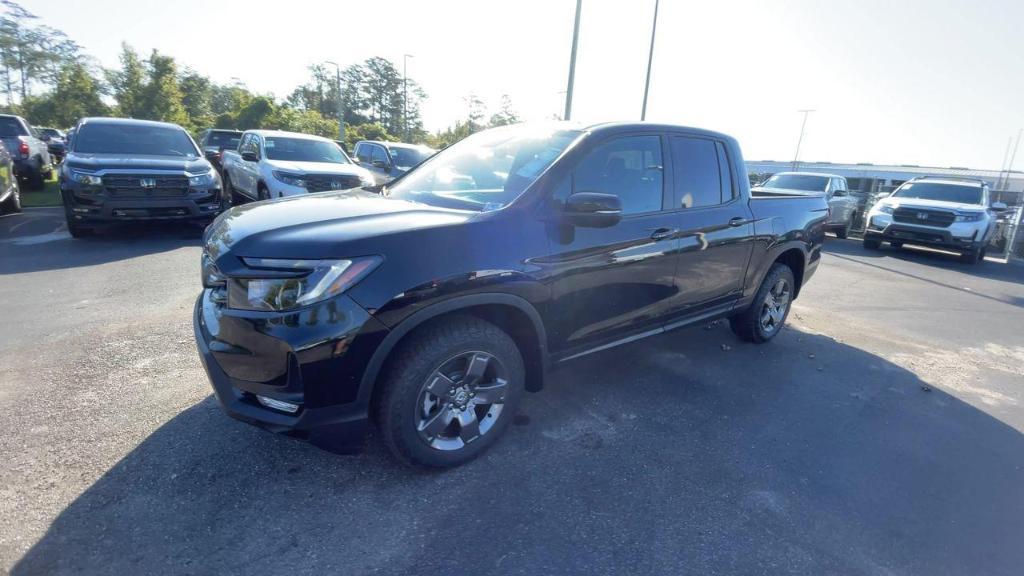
top-left (791, 109), bottom-right (815, 172)
top-left (403, 54), bottom-right (414, 142)
top-left (325, 60), bottom-right (344, 143)
top-left (564, 0), bottom-right (582, 121)
top-left (641, 0), bottom-right (659, 121)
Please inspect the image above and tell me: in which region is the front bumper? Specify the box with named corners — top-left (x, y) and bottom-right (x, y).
top-left (864, 214), bottom-right (987, 250)
top-left (63, 184), bottom-right (224, 223)
top-left (193, 290), bottom-right (389, 452)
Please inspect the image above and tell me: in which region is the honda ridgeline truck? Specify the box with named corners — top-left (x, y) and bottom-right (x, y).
top-left (195, 122), bottom-right (829, 468)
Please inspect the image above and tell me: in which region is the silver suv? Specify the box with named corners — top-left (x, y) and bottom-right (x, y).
top-left (863, 176), bottom-right (1005, 264)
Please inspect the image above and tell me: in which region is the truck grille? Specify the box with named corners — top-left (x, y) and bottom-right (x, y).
top-left (304, 174), bottom-right (363, 193)
top-left (103, 174), bottom-right (190, 198)
top-left (892, 207), bottom-right (955, 228)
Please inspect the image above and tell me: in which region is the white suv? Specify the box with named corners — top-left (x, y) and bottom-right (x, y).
top-left (863, 177), bottom-right (1006, 264)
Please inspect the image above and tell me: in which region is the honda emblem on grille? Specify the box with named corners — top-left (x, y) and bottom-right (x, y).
top-left (916, 212), bottom-right (929, 220)
top-left (330, 181), bottom-right (341, 188)
top-left (140, 178), bottom-right (157, 188)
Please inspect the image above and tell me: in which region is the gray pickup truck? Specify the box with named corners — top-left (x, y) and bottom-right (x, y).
top-left (0, 114), bottom-right (53, 189)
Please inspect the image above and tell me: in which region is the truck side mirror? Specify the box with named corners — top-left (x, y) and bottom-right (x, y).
top-left (564, 192), bottom-right (622, 228)
top-left (241, 151), bottom-right (258, 162)
top-left (991, 201), bottom-right (1008, 211)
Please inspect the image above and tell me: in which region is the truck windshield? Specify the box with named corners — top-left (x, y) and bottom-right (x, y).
top-left (264, 137), bottom-right (349, 163)
top-left (386, 125), bottom-right (581, 211)
top-left (74, 123), bottom-right (198, 157)
top-left (762, 174), bottom-right (829, 192)
top-left (892, 182), bottom-right (983, 204)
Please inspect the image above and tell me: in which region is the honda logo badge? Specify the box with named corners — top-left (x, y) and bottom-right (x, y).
top-left (140, 178), bottom-right (156, 188)
top-left (916, 212), bottom-right (929, 220)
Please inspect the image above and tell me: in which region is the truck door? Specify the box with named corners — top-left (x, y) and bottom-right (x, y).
top-left (543, 133), bottom-right (684, 353)
top-left (667, 135), bottom-right (754, 312)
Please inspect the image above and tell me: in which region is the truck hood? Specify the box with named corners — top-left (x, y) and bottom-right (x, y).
top-left (65, 153), bottom-right (210, 173)
top-left (204, 189), bottom-right (474, 260)
top-left (877, 198), bottom-right (986, 212)
top-left (264, 159), bottom-right (369, 177)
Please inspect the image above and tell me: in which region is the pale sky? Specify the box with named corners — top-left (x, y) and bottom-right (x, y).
top-left (21, 0), bottom-right (1024, 170)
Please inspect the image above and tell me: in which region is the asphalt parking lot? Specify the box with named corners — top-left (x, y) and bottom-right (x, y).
top-left (2, 208), bottom-right (1023, 576)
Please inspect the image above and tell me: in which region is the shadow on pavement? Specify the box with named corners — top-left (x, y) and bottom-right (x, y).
top-left (0, 208), bottom-right (204, 275)
top-left (12, 327), bottom-right (1024, 575)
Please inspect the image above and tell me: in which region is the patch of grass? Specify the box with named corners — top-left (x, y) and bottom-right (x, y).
top-left (19, 172), bottom-right (61, 208)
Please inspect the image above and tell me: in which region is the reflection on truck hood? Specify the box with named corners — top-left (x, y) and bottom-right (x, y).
top-left (65, 152), bottom-right (209, 173)
top-left (265, 159), bottom-right (369, 176)
top-left (204, 189), bottom-right (473, 260)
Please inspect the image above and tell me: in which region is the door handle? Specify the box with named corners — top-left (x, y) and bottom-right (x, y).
top-left (728, 217), bottom-right (749, 227)
top-left (649, 227), bottom-right (677, 240)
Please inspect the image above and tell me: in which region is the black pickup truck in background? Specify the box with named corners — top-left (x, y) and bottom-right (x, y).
top-left (0, 113), bottom-right (53, 189)
top-left (60, 117), bottom-right (224, 238)
top-left (194, 122), bottom-right (829, 468)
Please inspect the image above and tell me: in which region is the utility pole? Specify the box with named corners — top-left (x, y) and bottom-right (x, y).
top-left (325, 61), bottom-right (344, 144)
top-left (403, 54), bottom-right (414, 142)
top-left (640, 0), bottom-right (660, 121)
top-left (791, 109), bottom-right (815, 172)
top-left (1003, 128), bottom-right (1023, 190)
top-left (563, 0), bottom-right (582, 121)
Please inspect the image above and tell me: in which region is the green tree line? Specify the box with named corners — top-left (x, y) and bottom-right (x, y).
top-left (0, 1), bottom-right (519, 149)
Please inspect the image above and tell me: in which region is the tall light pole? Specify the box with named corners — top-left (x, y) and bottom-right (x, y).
top-left (791, 109), bottom-right (815, 171)
top-left (640, 0), bottom-right (659, 121)
top-left (563, 0), bottom-right (582, 121)
top-left (403, 54), bottom-right (414, 142)
top-left (325, 60), bottom-right (344, 144)
top-left (1002, 128), bottom-right (1023, 190)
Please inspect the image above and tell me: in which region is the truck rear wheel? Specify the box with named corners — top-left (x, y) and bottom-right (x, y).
top-left (730, 263), bottom-right (795, 343)
top-left (375, 316), bottom-right (525, 468)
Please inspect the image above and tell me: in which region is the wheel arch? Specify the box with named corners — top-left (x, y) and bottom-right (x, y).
top-left (360, 293), bottom-right (549, 411)
top-left (773, 247), bottom-right (806, 297)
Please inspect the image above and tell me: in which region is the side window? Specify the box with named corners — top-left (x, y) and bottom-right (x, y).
top-left (573, 135), bottom-right (663, 215)
top-left (370, 145), bottom-right (388, 165)
top-left (671, 136), bottom-right (724, 208)
top-left (355, 143), bottom-right (371, 162)
top-left (715, 141), bottom-right (734, 201)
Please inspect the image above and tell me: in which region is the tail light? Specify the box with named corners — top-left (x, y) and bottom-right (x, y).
top-left (18, 140), bottom-right (29, 158)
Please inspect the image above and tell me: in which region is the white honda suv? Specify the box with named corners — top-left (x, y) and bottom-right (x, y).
top-left (863, 177), bottom-right (1006, 264)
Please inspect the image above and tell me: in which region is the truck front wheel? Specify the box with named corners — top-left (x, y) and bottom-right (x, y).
top-left (375, 316), bottom-right (525, 468)
top-left (730, 263), bottom-right (795, 343)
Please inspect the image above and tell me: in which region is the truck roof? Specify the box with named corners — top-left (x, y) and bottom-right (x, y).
top-left (78, 117), bottom-right (186, 130)
top-left (244, 129), bottom-right (332, 140)
top-left (769, 171), bottom-right (845, 179)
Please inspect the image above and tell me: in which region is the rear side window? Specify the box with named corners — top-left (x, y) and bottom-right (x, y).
top-left (0, 117), bottom-right (27, 137)
top-left (671, 136), bottom-right (725, 208)
top-left (370, 145), bottom-right (388, 164)
top-left (715, 141), bottom-right (734, 201)
top-left (355, 143), bottom-right (371, 162)
top-left (573, 135), bottom-right (664, 215)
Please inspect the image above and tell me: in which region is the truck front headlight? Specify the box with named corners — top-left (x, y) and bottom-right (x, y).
top-left (954, 212), bottom-right (984, 222)
top-left (227, 256), bottom-right (382, 311)
top-left (69, 169), bottom-right (102, 186)
top-left (188, 168), bottom-right (219, 187)
top-left (876, 204), bottom-right (894, 215)
top-left (272, 171), bottom-right (307, 188)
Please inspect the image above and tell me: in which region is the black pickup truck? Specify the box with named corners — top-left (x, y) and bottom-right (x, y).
top-left (60, 117), bottom-right (224, 237)
top-left (194, 122), bottom-right (828, 467)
